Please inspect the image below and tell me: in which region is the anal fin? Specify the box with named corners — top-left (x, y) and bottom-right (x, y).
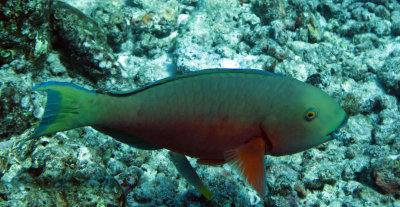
top-left (224, 137), bottom-right (266, 196)
top-left (169, 151), bottom-right (213, 200)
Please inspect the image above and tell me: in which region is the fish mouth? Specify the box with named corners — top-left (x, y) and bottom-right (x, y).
top-left (325, 115), bottom-right (347, 140)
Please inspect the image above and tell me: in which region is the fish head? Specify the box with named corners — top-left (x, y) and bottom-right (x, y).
top-left (264, 81), bottom-right (346, 156)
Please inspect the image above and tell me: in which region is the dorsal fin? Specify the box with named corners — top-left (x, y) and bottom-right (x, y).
top-left (107, 68), bottom-right (279, 97)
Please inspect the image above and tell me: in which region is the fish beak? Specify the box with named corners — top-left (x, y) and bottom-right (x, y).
top-left (326, 129), bottom-right (340, 140)
top-left (325, 115), bottom-right (348, 140)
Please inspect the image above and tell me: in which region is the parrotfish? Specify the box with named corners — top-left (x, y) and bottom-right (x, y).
top-left (28, 69), bottom-right (346, 199)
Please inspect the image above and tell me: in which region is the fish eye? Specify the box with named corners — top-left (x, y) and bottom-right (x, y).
top-left (305, 108), bottom-right (318, 121)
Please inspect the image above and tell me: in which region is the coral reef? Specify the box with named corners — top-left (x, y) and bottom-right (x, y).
top-left (0, 0), bottom-right (51, 67)
top-left (50, 1), bottom-right (124, 89)
top-left (1, 0), bottom-right (400, 206)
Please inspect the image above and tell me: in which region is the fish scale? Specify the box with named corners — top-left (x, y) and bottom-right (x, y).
top-left (26, 69), bottom-right (346, 198)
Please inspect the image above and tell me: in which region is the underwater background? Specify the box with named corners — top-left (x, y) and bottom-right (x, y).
top-left (0, 0), bottom-right (400, 206)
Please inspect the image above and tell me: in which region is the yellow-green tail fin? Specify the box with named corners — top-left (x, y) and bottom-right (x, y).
top-left (30, 82), bottom-right (98, 139)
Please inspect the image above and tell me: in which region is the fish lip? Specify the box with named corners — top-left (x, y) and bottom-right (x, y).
top-left (326, 115), bottom-right (347, 140)
top-left (326, 130), bottom-right (338, 140)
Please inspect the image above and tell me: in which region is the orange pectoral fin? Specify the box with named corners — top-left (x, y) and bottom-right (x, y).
top-left (224, 137), bottom-right (266, 197)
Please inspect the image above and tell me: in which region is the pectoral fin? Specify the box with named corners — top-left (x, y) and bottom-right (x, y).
top-left (169, 151), bottom-right (213, 200)
top-left (224, 137), bottom-right (266, 196)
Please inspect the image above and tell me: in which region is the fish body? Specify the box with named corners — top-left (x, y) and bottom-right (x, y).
top-left (29, 69), bottom-right (346, 197)
top-left (96, 70), bottom-right (278, 159)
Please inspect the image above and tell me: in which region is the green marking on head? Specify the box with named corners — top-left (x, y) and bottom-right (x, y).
top-left (264, 79), bottom-right (346, 156)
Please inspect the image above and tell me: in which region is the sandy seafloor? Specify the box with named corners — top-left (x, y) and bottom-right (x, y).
top-left (0, 0), bottom-right (400, 206)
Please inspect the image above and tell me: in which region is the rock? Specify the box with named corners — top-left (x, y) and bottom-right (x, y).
top-left (50, 1), bottom-right (123, 86)
top-left (372, 156), bottom-right (400, 196)
top-left (391, 11), bottom-right (400, 36)
top-left (0, 0), bottom-right (51, 66)
top-left (377, 49), bottom-right (400, 99)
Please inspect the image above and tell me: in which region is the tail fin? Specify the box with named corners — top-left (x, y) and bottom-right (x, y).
top-left (30, 82), bottom-right (98, 139)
